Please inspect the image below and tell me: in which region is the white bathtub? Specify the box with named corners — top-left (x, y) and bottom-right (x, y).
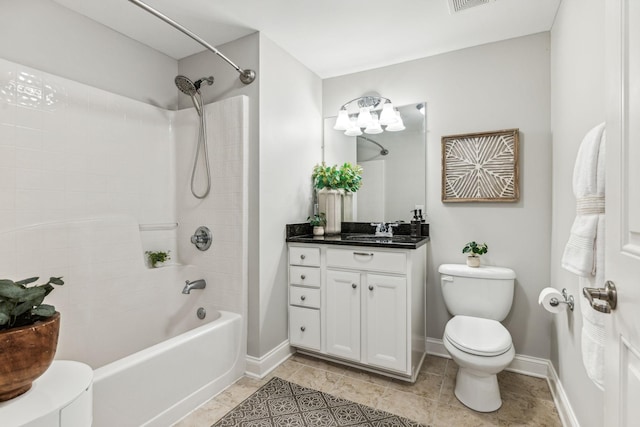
top-left (92, 309), bottom-right (243, 427)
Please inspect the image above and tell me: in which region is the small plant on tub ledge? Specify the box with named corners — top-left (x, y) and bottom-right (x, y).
top-left (146, 250), bottom-right (171, 268)
top-left (462, 241), bottom-right (488, 268)
top-left (307, 213), bottom-right (327, 236)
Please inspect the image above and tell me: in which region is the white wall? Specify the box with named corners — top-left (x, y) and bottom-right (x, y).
top-left (323, 33), bottom-right (552, 358)
top-left (550, 0), bottom-right (605, 426)
top-left (255, 34), bottom-right (322, 356)
top-left (0, 0), bottom-right (178, 109)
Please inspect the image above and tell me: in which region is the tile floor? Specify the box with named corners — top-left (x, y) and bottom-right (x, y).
top-left (173, 353), bottom-right (563, 427)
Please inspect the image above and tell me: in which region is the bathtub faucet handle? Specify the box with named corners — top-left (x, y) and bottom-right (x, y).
top-left (182, 279), bottom-right (207, 294)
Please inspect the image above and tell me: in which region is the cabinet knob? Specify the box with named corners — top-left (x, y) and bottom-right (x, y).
top-left (300, 254), bottom-right (306, 260)
top-left (300, 326), bottom-right (306, 332)
top-left (301, 274), bottom-right (306, 280)
top-left (369, 285), bottom-right (374, 291)
top-left (352, 283), bottom-right (357, 289)
top-left (300, 295), bottom-right (306, 301)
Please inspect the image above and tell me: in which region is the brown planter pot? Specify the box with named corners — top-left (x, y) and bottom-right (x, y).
top-left (0, 312), bottom-right (60, 401)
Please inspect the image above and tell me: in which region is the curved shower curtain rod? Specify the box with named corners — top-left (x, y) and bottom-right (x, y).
top-left (128, 0), bottom-right (256, 85)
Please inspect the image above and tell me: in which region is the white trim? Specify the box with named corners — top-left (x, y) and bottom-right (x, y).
top-left (547, 360), bottom-right (580, 427)
top-left (245, 340), bottom-right (295, 379)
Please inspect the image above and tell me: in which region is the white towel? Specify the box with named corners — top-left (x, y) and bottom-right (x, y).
top-left (561, 123), bottom-right (606, 275)
top-left (561, 122), bottom-right (606, 390)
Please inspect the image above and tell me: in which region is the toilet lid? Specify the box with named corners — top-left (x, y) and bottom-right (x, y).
top-left (445, 315), bottom-right (512, 356)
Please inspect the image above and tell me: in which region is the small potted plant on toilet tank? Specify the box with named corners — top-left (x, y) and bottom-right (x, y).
top-left (462, 241), bottom-right (488, 268)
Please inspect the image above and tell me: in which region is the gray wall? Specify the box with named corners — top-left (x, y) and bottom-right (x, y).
top-left (0, 0), bottom-right (177, 109)
top-left (181, 34), bottom-right (323, 358)
top-left (323, 33), bottom-right (552, 358)
top-left (550, 0), bottom-right (605, 426)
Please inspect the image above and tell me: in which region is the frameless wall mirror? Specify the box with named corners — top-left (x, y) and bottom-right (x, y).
top-left (323, 102), bottom-right (426, 223)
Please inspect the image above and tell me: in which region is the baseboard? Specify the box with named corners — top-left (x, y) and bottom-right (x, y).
top-left (245, 340), bottom-right (295, 379)
top-left (547, 361), bottom-right (580, 427)
top-left (426, 338), bottom-right (548, 378)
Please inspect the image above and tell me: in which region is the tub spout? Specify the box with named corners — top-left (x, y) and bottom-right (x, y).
top-left (182, 279), bottom-right (206, 294)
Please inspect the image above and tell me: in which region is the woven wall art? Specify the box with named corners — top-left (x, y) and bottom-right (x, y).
top-left (442, 128), bottom-right (519, 202)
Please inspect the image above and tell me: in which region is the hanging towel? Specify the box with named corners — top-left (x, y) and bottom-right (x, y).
top-left (562, 123), bottom-right (606, 276)
top-left (562, 122), bottom-right (606, 390)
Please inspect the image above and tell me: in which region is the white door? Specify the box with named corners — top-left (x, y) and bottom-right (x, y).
top-left (604, 0), bottom-right (640, 424)
top-left (365, 273), bottom-right (407, 373)
top-left (326, 269), bottom-right (361, 361)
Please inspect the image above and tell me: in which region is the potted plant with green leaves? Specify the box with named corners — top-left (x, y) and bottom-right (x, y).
top-left (307, 213), bottom-right (327, 236)
top-left (145, 250), bottom-right (171, 268)
top-left (312, 163), bottom-right (343, 234)
top-left (338, 163), bottom-right (363, 222)
top-left (462, 241), bottom-right (488, 268)
top-left (0, 276), bottom-right (64, 401)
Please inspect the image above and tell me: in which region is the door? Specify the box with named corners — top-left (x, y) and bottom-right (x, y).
top-left (365, 273), bottom-right (407, 372)
top-left (326, 269), bottom-right (361, 361)
top-left (604, 0), bottom-right (640, 424)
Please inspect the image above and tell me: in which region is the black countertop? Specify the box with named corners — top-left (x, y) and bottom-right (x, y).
top-left (286, 222), bottom-right (430, 249)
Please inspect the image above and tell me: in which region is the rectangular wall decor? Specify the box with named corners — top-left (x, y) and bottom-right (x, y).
top-left (441, 128), bottom-right (519, 202)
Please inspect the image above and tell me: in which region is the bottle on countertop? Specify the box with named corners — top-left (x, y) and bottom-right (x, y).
top-left (410, 209), bottom-right (422, 237)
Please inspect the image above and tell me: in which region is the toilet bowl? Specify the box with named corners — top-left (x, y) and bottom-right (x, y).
top-left (443, 315), bottom-right (515, 411)
top-left (439, 264), bottom-right (516, 412)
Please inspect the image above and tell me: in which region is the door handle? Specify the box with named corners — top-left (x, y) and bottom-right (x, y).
top-left (583, 281), bottom-right (617, 313)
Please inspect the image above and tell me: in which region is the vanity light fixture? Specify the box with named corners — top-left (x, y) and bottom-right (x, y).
top-left (334, 95), bottom-right (404, 135)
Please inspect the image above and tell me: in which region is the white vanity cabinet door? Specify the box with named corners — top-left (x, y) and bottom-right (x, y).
top-left (326, 269), bottom-right (361, 361)
top-left (365, 273), bottom-right (407, 372)
top-left (289, 306), bottom-right (320, 351)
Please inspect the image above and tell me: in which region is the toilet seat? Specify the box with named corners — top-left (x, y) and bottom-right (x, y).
top-left (445, 315), bottom-right (512, 357)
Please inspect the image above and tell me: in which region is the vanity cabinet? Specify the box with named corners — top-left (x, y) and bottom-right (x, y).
top-left (288, 243), bottom-right (427, 381)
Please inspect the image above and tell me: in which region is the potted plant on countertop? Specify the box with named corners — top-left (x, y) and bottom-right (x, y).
top-left (462, 241), bottom-right (488, 268)
top-left (0, 276), bottom-right (64, 401)
top-left (307, 213), bottom-right (327, 236)
top-left (146, 250), bottom-right (171, 268)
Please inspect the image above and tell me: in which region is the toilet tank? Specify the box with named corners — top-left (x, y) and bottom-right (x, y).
top-left (439, 264), bottom-right (516, 321)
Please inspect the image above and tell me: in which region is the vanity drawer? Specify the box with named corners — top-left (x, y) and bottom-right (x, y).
top-left (289, 286), bottom-right (320, 308)
top-left (289, 266), bottom-right (320, 287)
top-left (289, 246), bottom-right (320, 267)
top-left (326, 248), bottom-right (406, 274)
top-left (289, 306), bottom-right (320, 350)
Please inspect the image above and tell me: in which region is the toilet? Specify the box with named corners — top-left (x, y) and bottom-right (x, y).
top-left (439, 263), bottom-right (516, 412)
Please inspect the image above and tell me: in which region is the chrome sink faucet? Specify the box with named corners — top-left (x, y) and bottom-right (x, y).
top-left (371, 222), bottom-right (399, 237)
top-left (182, 279), bottom-right (207, 294)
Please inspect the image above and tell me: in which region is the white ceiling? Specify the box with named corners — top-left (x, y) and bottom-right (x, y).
top-left (52, 0), bottom-right (561, 79)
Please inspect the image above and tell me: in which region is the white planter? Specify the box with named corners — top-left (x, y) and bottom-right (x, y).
top-left (318, 188), bottom-right (342, 235)
top-left (313, 226), bottom-right (325, 236)
top-left (466, 256), bottom-right (480, 268)
top-left (342, 191), bottom-right (354, 222)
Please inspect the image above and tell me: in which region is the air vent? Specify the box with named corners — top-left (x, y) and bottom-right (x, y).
top-left (448, 0), bottom-right (494, 14)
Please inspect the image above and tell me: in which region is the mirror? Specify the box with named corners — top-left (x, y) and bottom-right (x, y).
top-left (323, 102), bottom-right (426, 223)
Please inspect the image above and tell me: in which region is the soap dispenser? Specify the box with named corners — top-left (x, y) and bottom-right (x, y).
top-left (410, 209), bottom-right (421, 237)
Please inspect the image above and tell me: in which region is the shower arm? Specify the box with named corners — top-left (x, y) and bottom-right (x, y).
top-left (128, 0), bottom-right (256, 85)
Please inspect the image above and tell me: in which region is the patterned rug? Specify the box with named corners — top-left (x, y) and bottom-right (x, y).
top-left (212, 377), bottom-right (424, 427)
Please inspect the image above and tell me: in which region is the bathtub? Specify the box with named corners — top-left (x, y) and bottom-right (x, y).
top-left (92, 309), bottom-right (243, 427)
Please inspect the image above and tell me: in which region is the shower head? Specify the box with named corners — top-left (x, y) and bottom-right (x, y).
top-left (175, 75), bottom-right (214, 95)
top-left (175, 75), bottom-right (198, 96)
top-left (175, 75), bottom-right (214, 116)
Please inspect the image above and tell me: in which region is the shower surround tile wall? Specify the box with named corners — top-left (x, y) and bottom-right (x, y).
top-left (0, 57), bottom-right (248, 367)
top-left (0, 58), bottom-right (175, 233)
